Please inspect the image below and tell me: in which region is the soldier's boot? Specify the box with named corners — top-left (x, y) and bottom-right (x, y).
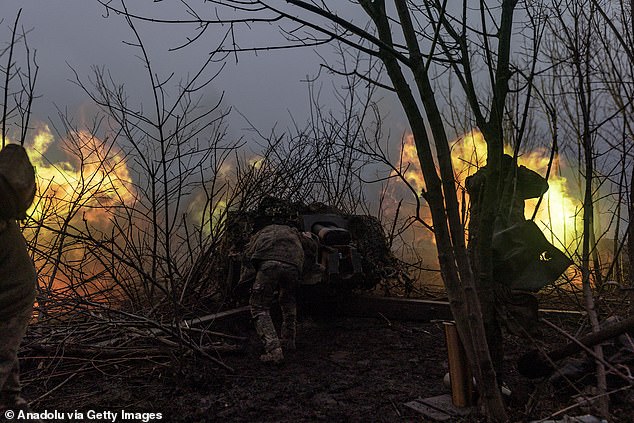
top-left (280, 321), bottom-right (296, 350)
top-left (253, 313), bottom-right (284, 363)
top-left (259, 347), bottom-right (284, 363)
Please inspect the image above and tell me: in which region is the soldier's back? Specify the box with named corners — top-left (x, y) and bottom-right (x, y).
top-left (248, 225), bottom-right (304, 268)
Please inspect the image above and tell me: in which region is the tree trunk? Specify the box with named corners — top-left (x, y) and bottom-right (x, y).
top-left (357, 1), bottom-right (507, 419)
top-left (627, 164), bottom-right (634, 315)
top-left (578, 47), bottom-right (609, 415)
top-left (390, 2), bottom-right (506, 418)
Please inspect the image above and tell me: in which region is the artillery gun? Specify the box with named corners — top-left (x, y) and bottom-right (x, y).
top-left (218, 197), bottom-right (401, 304)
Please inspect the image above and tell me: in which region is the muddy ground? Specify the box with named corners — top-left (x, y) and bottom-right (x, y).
top-left (19, 306), bottom-right (634, 422)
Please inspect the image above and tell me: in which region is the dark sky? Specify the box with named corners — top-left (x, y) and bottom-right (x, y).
top-left (3, 1), bottom-right (348, 136)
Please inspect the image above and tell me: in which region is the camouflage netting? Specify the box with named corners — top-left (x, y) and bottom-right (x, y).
top-left (210, 197), bottom-right (408, 304)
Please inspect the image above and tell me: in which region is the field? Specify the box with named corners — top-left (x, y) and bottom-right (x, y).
top-left (19, 302), bottom-right (634, 422)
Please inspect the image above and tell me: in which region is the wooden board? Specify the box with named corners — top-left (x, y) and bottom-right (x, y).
top-left (344, 296), bottom-right (454, 321)
top-left (420, 394), bottom-right (473, 416)
top-left (343, 295), bottom-right (583, 322)
top-left (403, 399), bottom-right (452, 421)
top-left (184, 306), bottom-right (251, 327)
top-left (404, 394), bottom-right (473, 421)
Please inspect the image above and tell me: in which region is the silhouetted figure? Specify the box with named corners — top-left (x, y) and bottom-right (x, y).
top-left (466, 154), bottom-right (549, 375)
top-left (0, 144), bottom-right (37, 414)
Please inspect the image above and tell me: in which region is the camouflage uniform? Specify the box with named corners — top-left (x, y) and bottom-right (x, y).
top-left (466, 154), bottom-right (549, 232)
top-left (466, 154), bottom-right (548, 374)
top-left (0, 220), bottom-right (37, 412)
top-left (466, 153), bottom-right (549, 284)
top-left (244, 225), bottom-right (307, 363)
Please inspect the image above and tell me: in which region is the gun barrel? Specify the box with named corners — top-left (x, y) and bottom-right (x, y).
top-left (312, 223), bottom-right (351, 246)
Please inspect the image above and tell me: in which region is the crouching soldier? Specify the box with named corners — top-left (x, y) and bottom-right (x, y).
top-left (241, 224), bottom-right (319, 363)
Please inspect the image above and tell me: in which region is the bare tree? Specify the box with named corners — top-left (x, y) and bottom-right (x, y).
top-left (70, 23), bottom-right (236, 314)
top-left (548, 2), bottom-right (611, 414)
top-left (82, 0), bottom-right (634, 416)
top-left (591, 0), bottom-right (634, 307)
top-left (94, 1), bottom-right (570, 417)
top-left (1, 8), bottom-right (38, 147)
top-left (525, 0), bottom-right (634, 416)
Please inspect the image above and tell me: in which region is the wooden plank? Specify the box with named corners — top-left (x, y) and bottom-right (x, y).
top-left (343, 295), bottom-right (583, 322)
top-left (403, 399), bottom-right (452, 421)
top-left (404, 395), bottom-right (473, 420)
top-left (344, 296), bottom-right (453, 322)
top-left (177, 296), bottom-right (584, 329)
top-left (519, 314), bottom-right (634, 378)
top-left (419, 394), bottom-right (473, 417)
top-left (539, 308), bottom-right (584, 316)
top-left (184, 306), bottom-right (251, 327)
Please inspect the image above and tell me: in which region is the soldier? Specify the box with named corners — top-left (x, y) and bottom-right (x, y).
top-left (0, 144), bottom-right (38, 417)
top-left (241, 224), bottom-right (319, 363)
top-left (0, 219), bottom-right (37, 413)
top-left (466, 153), bottom-right (549, 375)
top-left (466, 153), bottom-right (549, 234)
